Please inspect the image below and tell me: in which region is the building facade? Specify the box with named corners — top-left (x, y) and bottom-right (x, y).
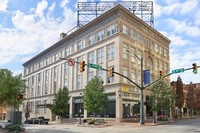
top-left (23, 5), bottom-right (170, 122)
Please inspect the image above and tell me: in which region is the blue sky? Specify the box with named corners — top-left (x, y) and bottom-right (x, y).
top-left (0, 0), bottom-right (200, 84)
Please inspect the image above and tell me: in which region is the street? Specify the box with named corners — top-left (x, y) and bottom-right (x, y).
top-left (23, 118), bottom-right (200, 133)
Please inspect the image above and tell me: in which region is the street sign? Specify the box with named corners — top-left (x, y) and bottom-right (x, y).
top-left (68, 58), bottom-right (75, 66)
top-left (88, 63), bottom-right (102, 69)
top-left (172, 68), bottom-right (184, 74)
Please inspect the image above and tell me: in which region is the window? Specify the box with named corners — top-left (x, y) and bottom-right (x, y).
top-left (130, 47), bottom-right (136, 63)
top-left (45, 83), bottom-right (48, 94)
top-left (88, 71), bottom-right (94, 82)
top-left (137, 50), bottom-right (142, 65)
top-left (54, 66), bottom-right (58, 78)
top-left (97, 70), bottom-right (103, 82)
top-left (137, 32), bottom-right (142, 44)
top-left (77, 56), bottom-right (81, 71)
top-left (77, 40), bottom-right (82, 51)
top-left (107, 24), bottom-right (115, 36)
top-left (88, 51), bottom-right (94, 63)
top-left (122, 24), bottom-right (128, 35)
top-left (130, 29), bottom-right (135, 39)
top-left (97, 47), bottom-right (104, 64)
top-left (155, 43), bottom-right (158, 52)
top-left (164, 49), bottom-right (167, 57)
top-left (131, 70), bottom-right (136, 82)
top-left (65, 62), bottom-right (69, 74)
top-left (97, 30), bottom-right (104, 41)
top-left (146, 57), bottom-right (153, 71)
top-left (46, 58), bottom-right (49, 65)
top-left (45, 70), bottom-right (49, 80)
top-left (165, 63), bottom-right (168, 74)
top-left (55, 53), bottom-right (58, 61)
top-left (107, 43), bottom-right (115, 60)
top-left (53, 81), bottom-right (57, 93)
top-left (71, 44), bottom-right (75, 53)
top-left (44, 100), bottom-right (47, 114)
top-left (160, 46), bottom-right (163, 55)
top-left (38, 73), bottom-right (41, 82)
top-left (155, 59), bottom-right (158, 72)
top-left (123, 44), bottom-right (128, 59)
top-left (64, 79), bottom-right (68, 88)
top-left (77, 75), bottom-right (81, 89)
top-left (65, 47), bottom-right (69, 56)
top-left (32, 76), bottom-right (34, 85)
top-left (38, 85), bottom-right (40, 96)
top-left (89, 34), bottom-right (95, 45)
top-left (160, 60), bottom-right (164, 70)
top-left (123, 68), bottom-right (128, 83)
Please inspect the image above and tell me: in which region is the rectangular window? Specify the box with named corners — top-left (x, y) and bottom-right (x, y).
top-left (38, 85), bottom-right (40, 96)
top-left (137, 32), bottom-right (142, 44)
top-left (97, 47), bottom-right (104, 64)
top-left (107, 43), bottom-right (115, 60)
top-left (32, 76), bottom-right (34, 85)
top-left (122, 24), bottom-right (128, 35)
top-left (88, 51), bottom-right (94, 63)
top-left (130, 47), bottom-right (136, 63)
top-left (77, 56), bottom-right (81, 71)
top-left (64, 79), bottom-right (68, 88)
top-left (123, 68), bottom-right (128, 83)
top-left (77, 40), bottom-right (82, 51)
top-left (65, 62), bottom-right (69, 74)
top-left (160, 46), bottom-right (163, 55)
top-left (46, 58), bottom-right (49, 65)
top-left (123, 44), bottom-right (128, 59)
top-left (45, 70), bottom-right (49, 80)
top-left (53, 81), bottom-right (57, 93)
top-left (77, 75), bottom-right (81, 89)
top-left (88, 71), bottom-right (94, 82)
top-left (155, 43), bottom-right (158, 52)
top-left (89, 34), bottom-right (95, 45)
top-left (165, 63), bottom-right (168, 74)
top-left (131, 70), bottom-right (136, 82)
top-left (155, 59), bottom-right (158, 72)
top-left (137, 50), bottom-right (142, 65)
top-left (65, 47), bottom-right (69, 56)
top-left (71, 44), bottom-right (74, 53)
top-left (97, 30), bottom-right (104, 41)
top-left (130, 29), bottom-right (135, 39)
top-left (97, 70), bottom-right (103, 82)
top-left (38, 73), bottom-right (41, 82)
top-left (54, 66), bottom-right (57, 78)
top-left (55, 53), bottom-right (58, 61)
top-left (45, 83), bottom-right (48, 94)
top-left (164, 49), bottom-right (167, 57)
top-left (107, 24), bottom-right (115, 36)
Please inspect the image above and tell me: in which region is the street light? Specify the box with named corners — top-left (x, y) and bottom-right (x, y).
top-left (126, 50), bottom-right (145, 125)
top-left (79, 92), bottom-right (82, 124)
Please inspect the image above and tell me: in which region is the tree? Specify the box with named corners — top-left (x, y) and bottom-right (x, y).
top-left (83, 76), bottom-right (108, 118)
top-left (175, 76), bottom-right (184, 118)
top-left (194, 87), bottom-right (200, 117)
top-left (24, 101), bottom-right (30, 120)
top-left (149, 80), bottom-right (175, 119)
top-left (186, 82), bottom-right (195, 116)
top-left (50, 87), bottom-right (70, 123)
top-left (0, 69), bottom-right (26, 109)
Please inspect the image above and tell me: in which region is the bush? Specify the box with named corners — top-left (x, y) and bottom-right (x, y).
top-left (157, 115), bottom-right (168, 121)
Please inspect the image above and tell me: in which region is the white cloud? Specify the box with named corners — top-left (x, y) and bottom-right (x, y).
top-left (0, 0), bottom-right (9, 12)
top-left (166, 19), bottom-right (200, 38)
top-left (0, 1), bottom-right (76, 66)
top-left (35, 0), bottom-right (48, 18)
top-left (60, 0), bottom-right (70, 8)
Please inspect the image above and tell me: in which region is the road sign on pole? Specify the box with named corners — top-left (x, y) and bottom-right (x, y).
top-left (172, 68), bottom-right (184, 74)
top-left (88, 63), bottom-right (102, 70)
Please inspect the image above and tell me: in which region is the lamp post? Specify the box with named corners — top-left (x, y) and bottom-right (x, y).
top-left (126, 50), bottom-right (144, 125)
top-left (79, 92), bottom-right (82, 124)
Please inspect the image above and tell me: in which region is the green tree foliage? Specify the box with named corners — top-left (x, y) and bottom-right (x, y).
top-left (83, 76), bottom-right (108, 117)
top-left (175, 76), bottom-right (184, 112)
top-left (194, 88), bottom-right (200, 116)
top-left (149, 80), bottom-right (175, 115)
top-left (50, 87), bottom-right (70, 123)
top-left (186, 82), bottom-right (195, 113)
top-left (0, 69), bottom-right (25, 109)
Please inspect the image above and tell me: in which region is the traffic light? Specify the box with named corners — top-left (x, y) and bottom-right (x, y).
top-left (192, 63), bottom-right (197, 74)
top-left (159, 70), bottom-right (164, 80)
top-left (17, 94), bottom-right (23, 100)
top-left (80, 61), bottom-right (85, 72)
top-left (110, 67), bottom-right (114, 77)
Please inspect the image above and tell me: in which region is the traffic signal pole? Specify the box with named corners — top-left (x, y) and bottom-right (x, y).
top-left (60, 57), bottom-right (199, 125)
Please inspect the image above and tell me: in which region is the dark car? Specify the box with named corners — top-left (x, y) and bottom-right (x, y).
top-left (37, 116), bottom-right (50, 125)
top-left (24, 118), bottom-right (39, 124)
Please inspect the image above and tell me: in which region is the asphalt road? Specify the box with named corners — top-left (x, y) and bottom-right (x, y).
top-left (23, 118), bottom-right (200, 133)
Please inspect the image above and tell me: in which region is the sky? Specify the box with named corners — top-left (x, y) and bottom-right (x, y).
top-left (0, 0), bottom-right (199, 84)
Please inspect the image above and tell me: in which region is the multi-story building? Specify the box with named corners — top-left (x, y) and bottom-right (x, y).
top-left (23, 4), bottom-right (170, 122)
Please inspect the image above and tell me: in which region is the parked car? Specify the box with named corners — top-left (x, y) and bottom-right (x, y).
top-left (24, 118), bottom-right (39, 124)
top-left (37, 116), bottom-right (50, 125)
